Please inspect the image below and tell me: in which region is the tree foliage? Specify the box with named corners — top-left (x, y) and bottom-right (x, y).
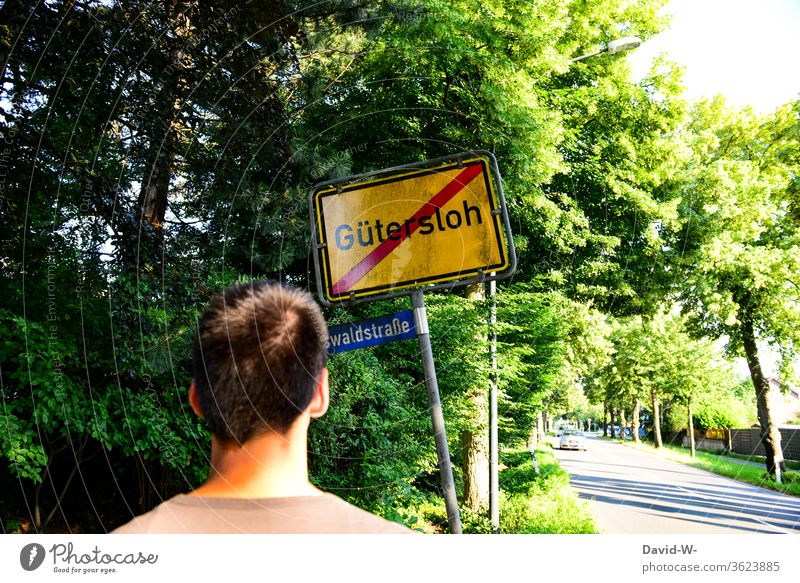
top-left (585, 309), bottom-right (743, 440)
top-left (666, 98), bottom-right (800, 471)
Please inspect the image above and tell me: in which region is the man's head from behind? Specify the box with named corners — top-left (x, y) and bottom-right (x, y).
top-left (191, 280), bottom-right (328, 445)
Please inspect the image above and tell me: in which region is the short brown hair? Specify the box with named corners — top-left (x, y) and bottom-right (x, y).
top-left (192, 280), bottom-right (328, 443)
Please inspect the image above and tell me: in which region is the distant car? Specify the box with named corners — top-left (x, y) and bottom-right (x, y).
top-left (559, 429), bottom-right (587, 451)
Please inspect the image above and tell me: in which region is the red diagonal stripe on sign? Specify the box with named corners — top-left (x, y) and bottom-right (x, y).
top-left (331, 162), bottom-right (484, 295)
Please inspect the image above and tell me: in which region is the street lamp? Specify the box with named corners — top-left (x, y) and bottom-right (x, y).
top-left (569, 36), bottom-right (642, 63)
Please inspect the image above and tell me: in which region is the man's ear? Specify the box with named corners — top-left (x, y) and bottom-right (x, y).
top-left (189, 381), bottom-right (205, 419)
top-left (307, 368), bottom-right (330, 419)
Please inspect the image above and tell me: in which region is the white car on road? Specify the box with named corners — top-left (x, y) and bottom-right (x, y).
top-left (559, 429), bottom-right (587, 451)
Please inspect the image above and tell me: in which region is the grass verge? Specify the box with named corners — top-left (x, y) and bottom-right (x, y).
top-left (721, 450), bottom-right (800, 471)
top-left (623, 440), bottom-right (800, 498)
top-left (496, 445), bottom-right (595, 533)
top-left (396, 444), bottom-right (596, 533)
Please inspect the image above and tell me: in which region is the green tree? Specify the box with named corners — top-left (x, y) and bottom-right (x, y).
top-left (668, 99), bottom-right (800, 473)
top-left (0, 0), bottom-right (378, 530)
top-left (295, 0), bottom-right (674, 512)
top-left (661, 324), bottom-right (738, 457)
top-left (588, 309), bottom-right (737, 450)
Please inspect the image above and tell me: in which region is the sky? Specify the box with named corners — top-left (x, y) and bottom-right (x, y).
top-left (628, 0), bottom-right (800, 112)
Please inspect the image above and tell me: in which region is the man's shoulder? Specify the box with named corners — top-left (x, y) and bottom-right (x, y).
top-left (112, 493), bottom-right (414, 534)
top-left (313, 493), bottom-right (414, 534)
top-left (111, 495), bottom-right (189, 534)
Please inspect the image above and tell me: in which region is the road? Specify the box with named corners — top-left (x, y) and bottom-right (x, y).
top-left (552, 434), bottom-right (800, 534)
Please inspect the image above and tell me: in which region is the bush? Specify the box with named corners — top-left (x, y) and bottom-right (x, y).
top-left (779, 471), bottom-right (800, 484)
top-left (394, 445), bottom-right (596, 534)
top-left (693, 404), bottom-right (741, 430)
top-left (498, 447), bottom-right (595, 534)
top-left (760, 470), bottom-right (800, 484)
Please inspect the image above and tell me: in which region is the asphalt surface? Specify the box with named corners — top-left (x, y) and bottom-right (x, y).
top-left (552, 434), bottom-right (800, 534)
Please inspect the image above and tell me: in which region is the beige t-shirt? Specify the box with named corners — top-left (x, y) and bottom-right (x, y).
top-left (112, 493), bottom-right (413, 534)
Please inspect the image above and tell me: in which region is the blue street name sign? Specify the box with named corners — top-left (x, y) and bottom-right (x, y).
top-left (327, 310), bottom-right (417, 354)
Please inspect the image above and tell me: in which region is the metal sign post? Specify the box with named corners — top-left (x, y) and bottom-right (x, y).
top-left (489, 276), bottom-right (499, 534)
top-left (412, 290), bottom-right (462, 534)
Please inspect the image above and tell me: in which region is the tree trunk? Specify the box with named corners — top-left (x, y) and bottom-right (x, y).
top-left (139, 151), bottom-right (172, 229)
top-left (688, 400), bottom-right (696, 458)
top-left (41, 436), bottom-right (89, 531)
top-left (34, 486), bottom-right (43, 531)
top-left (33, 440), bottom-right (68, 531)
top-left (619, 409), bottom-right (627, 442)
top-left (742, 315), bottom-right (785, 475)
top-left (632, 399), bottom-right (641, 443)
top-left (33, 462), bottom-right (49, 530)
top-left (609, 409), bottom-right (616, 439)
top-left (652, 390), bottom-right (663, 448)
top-left (461, 426), bottom-right (489, 509)
top-left (461, 283), bottom-right (489, 510)
top-left (602, 403), bottom-right (608, 437)
top-left (137, 7), bottom-right (192, 230)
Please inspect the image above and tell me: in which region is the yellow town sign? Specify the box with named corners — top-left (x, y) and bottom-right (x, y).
top-left (310, 153), bottom-right (513, 303)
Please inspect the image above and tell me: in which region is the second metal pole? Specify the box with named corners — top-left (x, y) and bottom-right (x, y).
top-left (412, 290), bottom-right (462, 534)
top-left (489, 277), bottom-right (499, 533)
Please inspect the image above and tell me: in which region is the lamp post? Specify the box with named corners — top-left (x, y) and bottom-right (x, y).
top-left (569, 36), bottom-right (642, 63)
